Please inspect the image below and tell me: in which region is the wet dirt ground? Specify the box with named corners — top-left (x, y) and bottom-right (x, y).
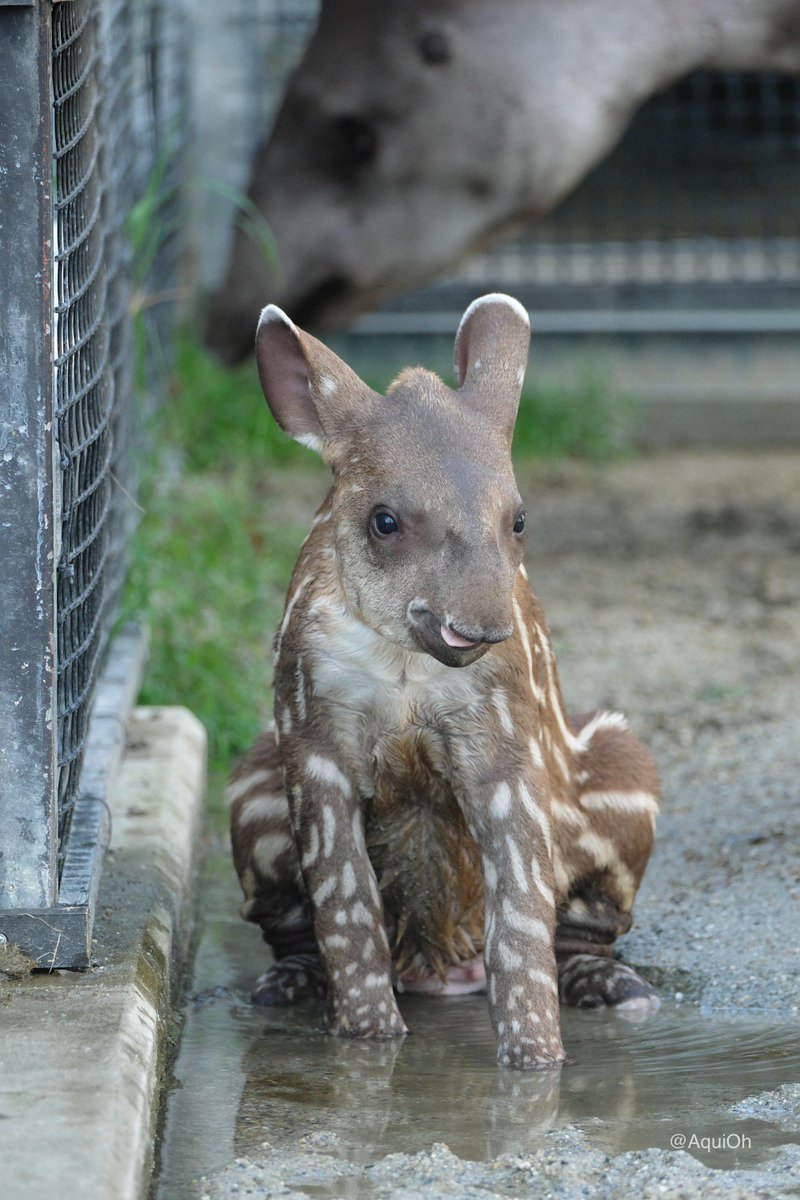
top-left (154, 452), bottom-right (800, 1198)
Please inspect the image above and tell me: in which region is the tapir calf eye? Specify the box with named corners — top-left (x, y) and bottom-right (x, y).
top-left (332, 115), bottom-right (377, 168)
top-left (371, 508), bottom-right (400, 538)
top-left (513, 511), bottom-right (527, 535)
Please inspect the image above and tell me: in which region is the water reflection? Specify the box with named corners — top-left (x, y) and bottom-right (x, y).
top-left (154, 854), bottom-right (800, 1199)
top-left (232, 995), bottom-right (800, 1166)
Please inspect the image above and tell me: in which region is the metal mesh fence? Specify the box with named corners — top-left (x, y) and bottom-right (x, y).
top-left (52, 0), bottom-right (185, 855)
top-left (53, 0), bottom-right (113, 840)
top-left (442, 70), bottom-right (800, 301)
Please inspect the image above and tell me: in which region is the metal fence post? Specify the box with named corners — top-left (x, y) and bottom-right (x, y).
top-left (1, 0), bottom-right (183, 968)
top-left (0, 0), bottom-right (59, 915)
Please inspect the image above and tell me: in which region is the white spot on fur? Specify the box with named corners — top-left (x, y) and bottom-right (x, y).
top-left (501, 897), bottom-right (549, 942)
top-left (529, 736), bottom-right (544, 769)
top-left (239, 793), bottom-right (287, 825)
top-left (276, 575), bottom-right (313, 658)
top-left (313, 875), bottom-right (337, 905)
top-left (576, 830), bottom-right (636, 904)
top-left (259, 304), bottom-right (295, 330)
top-left (301, 824), bottom-right (320, 869)
top-left (508, 984), bottom-right (526, 1010)
top-left (351, 901), bottom-right (374, 926)
top-left (319, 375), bottom-right (338, 399)
top-left (491, 781), bottom-right (513, 819)
top-left (551, 801), bottom-right (587, 830)
top-left (576, 710), bottom-right (629, 749)
top-left (335, 910), bottom-right (348, 925)
top-left (296, 431), bottom-right (323, 453)
top-left (517, 782), bottom-right (552, 855)
top-left (307, 755), bottom-right (352, 798)
top-left (365, 973), bottom-right (386, 988)
top-left (579, 789), bottom-right (659, 814)
top-left (527, 967), bottom-right (558, 996)
top-left (577, 829), bottom-right (623, 865)
top-left (227, 770), bottom-right (273, 805)
top-left (513, 599), bottom-right (545, 704)
top-left (505, 835), bottom-right (529, 894)
top-left (458, 293), bottom-right (530, 333)
top-left (497, 940), bottom-right (523, 969)
top-left (491, 690), bottom-right (515, 737)
top-left (483, 858), bottom-right (498, 893)
top-left (295, 662), bottom-right (307, 723)
top-left (322, 806), bottom-right (337, 857)
top-left (553, 744), bottom-right (571, 783)
top-left (529, 857), bottom-right (555, 908)
top-left (553, 857), bottom-right (570, 895)
top-left (540, 641), bottom-right (581, 753)
top-left (253, 833), bottom-right (292, 877)
top-left (351, 812), bottom-right (367, 856)
top-left (341, 860), bottom-right (357, 898)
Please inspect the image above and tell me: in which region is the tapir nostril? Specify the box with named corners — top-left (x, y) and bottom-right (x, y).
top-left (481, 624), bottom-right (514, 645)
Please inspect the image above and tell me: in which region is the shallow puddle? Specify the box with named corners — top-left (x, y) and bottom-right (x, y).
top-left (154, 852), bottom-right (800, 1198)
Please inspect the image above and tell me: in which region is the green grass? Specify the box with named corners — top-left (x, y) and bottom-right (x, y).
top-left (120, 334), bottom-right (634, 819)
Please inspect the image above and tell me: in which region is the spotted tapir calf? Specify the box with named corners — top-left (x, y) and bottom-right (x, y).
top-left (230, 292), bottom-right (660, 1068)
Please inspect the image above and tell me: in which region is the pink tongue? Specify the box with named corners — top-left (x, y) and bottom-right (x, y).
top-left (441, 623), bottom-right (478, 649)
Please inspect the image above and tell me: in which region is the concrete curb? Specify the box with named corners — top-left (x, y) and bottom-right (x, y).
top-left (0, 706), bottom-right (206, 1200)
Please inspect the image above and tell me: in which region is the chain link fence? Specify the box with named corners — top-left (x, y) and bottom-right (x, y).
top-left (0, 0), bottom-right (185, 965)
top-left (362, 70), bottom-right (800, 332)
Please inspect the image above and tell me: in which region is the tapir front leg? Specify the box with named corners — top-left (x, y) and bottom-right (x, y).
top-left (460, 773), bottom-right (565, 1070)
top-left (282, 739), bottom-right (407, 1039)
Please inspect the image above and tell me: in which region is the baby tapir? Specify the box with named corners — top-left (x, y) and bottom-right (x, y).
top-left (229, 293), bottom-right (660, 1069)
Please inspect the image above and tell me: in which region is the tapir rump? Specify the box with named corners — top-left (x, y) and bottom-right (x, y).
top-left (229, 293), bottom-right (660, 1069)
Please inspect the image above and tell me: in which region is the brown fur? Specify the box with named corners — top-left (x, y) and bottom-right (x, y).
top-left (229, 295), bottom-right (661, 1067)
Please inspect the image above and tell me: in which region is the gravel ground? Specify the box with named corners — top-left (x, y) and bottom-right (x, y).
top-left (196, 451), bottom-right (800, 1199)
top-left (731, 1083), bottom-right (800, 1133)
top-left (199, 1130), bottom-right (800, 1199)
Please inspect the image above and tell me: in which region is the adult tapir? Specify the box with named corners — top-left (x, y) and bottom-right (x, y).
top-left (206, 0), bottom-right (800, 362)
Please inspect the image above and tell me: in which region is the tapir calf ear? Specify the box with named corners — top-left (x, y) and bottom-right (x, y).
top-left (453, 293), bottom-right (531, 437)
top-left (255, 305), bottom-right (375, 460)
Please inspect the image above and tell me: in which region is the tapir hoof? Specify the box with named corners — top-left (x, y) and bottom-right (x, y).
top-left (251, 956), bottom-right (327, 1006)
top-left (329, 999), bottom-right (408, 1040)
top-left (558, 953), bottom-right (660, 1011)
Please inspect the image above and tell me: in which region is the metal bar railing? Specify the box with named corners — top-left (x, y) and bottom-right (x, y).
top-left (0, 0), bottom-right (59, 915)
